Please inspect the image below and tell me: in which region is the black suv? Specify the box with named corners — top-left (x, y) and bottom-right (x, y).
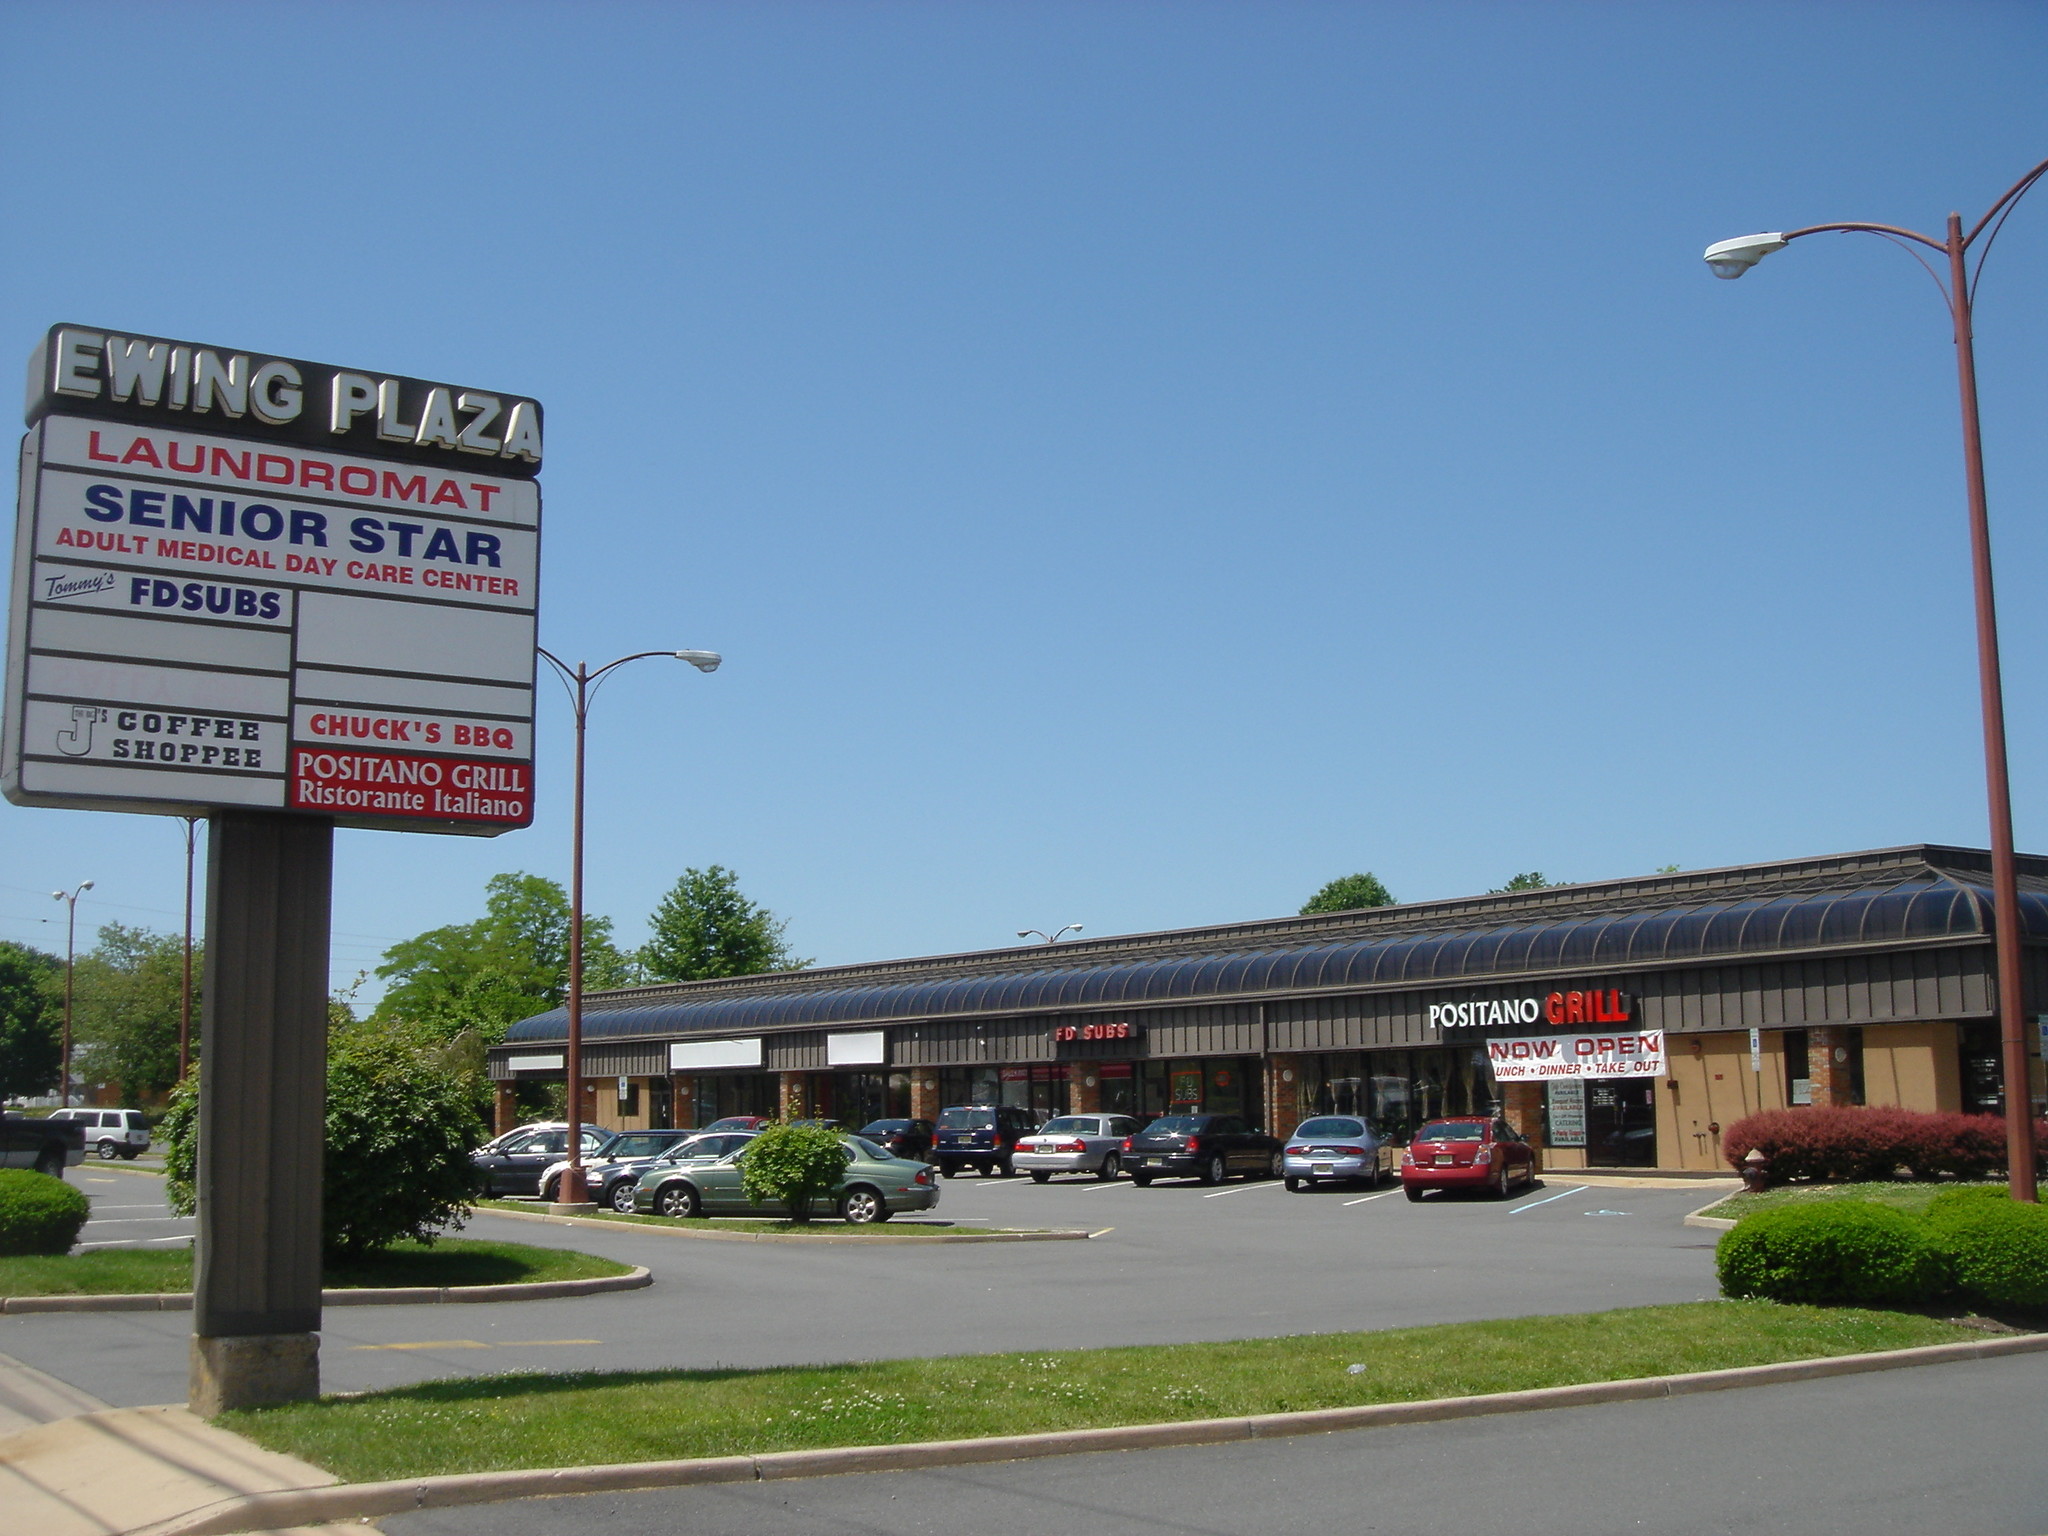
top-left (932, 1104), bottom-right (1038, 1177)
top-left (1124, 1114), bottom-right (1283, 1186)
top-left (858, 1118), bottom-right (935, 1160)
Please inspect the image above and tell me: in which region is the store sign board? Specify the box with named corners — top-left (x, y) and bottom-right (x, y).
top-left (1430, 989), bottom-right (1633, 1031)
top-left (1545, 1080), bottom-right (1587, 1146)
top-left (1487, 1030), bottom-right (1665, 1082)
top-left (5, 327), bottom-right (541, 834)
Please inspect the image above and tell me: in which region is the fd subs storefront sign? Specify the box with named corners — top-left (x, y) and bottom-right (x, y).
top-left (1487, 1031), bottom-right (1666, 1082)
top-left (4, 325), bottom-right (540, 833)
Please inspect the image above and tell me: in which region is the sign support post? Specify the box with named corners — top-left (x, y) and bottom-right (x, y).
top-left (189, 809), bottom-right (331, 1413)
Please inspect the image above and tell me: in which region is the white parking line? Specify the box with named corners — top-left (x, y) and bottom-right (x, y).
top-left (1508, 1184), bottom-right (1589, 1214)
top-left (1079, 1180), bottom-right (1135, 1193)
top-left (81, 1204), bottom-right (164, 1212)
top-left (83, 1216), bottom-right (189, 1224)
top-left (1343, 1189), bottom-right (1403, 1206)
top-left (75, 1235), bottom-right (192, 1248)
top-left (1201, 1181), bottom-right (1280, 1198)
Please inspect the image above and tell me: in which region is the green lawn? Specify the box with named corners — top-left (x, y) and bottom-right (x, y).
top-left (0, 1238), bottom-right (630, 1297)
top-left (224, 1301), bottom-right (1981, 1482)
top-left (477, 1200), bottom-right (1027, 1237)
top-left (1704, 1180), bottom-right (2047, 1224)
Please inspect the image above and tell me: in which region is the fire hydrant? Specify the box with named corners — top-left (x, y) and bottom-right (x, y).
top-left (1741, 1146), bottom-right (1770, 1194)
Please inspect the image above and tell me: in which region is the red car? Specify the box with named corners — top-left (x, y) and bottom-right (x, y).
top-left (1400, 1117), bottom-right (1537, 1200)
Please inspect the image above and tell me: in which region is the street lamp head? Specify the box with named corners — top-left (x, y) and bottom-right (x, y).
top-left (1703, 233), bottom-right (1788, 279)
top-left (51, 891), bottom-right (63, 901)
top-left (79, 880), bottom-right (93, 892)
top-left (675, 650), bottom-right (722, 673)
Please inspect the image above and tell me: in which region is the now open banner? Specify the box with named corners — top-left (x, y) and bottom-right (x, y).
top-left (1487, 1030), bottom-right (1665, 1081)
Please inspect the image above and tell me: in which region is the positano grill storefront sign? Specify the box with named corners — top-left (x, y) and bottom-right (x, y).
top-left (4, 326), bottom-right (541, 834)
top-left (1428, 988), bottom-right (1634, 1031)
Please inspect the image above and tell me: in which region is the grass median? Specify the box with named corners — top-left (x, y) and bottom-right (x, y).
top-left (1705, 1181), bottom-right (2048, 1224)
top-left (0, 1238), bottom-right (630, 1298)
top-left (224, 1301), bottom-right (1983, 1481)
top-left (477, 1200), bottom-right (1026, 1237)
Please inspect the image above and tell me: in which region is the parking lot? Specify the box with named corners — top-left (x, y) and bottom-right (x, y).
top-left (2, 1165), bottom-right (1731, 1414)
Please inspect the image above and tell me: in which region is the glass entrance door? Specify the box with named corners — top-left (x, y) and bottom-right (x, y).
top-left (1585, 1079), bottom-right (1656, 1167)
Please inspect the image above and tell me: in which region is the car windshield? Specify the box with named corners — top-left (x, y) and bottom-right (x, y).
top-left (1294, 1118), bottom-right (1368, 1140)
top-left (938, 1109), bottom-right (994, 1130)
top-left (1037, 1117), bottom-right (1092, 1135)
top-left (608, 1134), bottom-right (676, 1158)
top-left (1142, 1116), bottom-right (1203, 1135)
top-left (1412, 1121), bottom-right (1489, 1142)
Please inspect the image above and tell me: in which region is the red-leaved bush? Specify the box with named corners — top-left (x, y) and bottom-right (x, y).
top-left (1721, 1107), bottom-right (2048, 1183)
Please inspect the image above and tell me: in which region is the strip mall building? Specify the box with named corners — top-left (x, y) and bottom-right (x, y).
top-left (492, 845), bottom-right (2048, 1173)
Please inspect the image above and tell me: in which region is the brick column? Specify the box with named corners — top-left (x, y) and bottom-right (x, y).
top-left (1806, 1027), bottom-right (1854, 1107)
top-left (778, 1071), bottom-right (808, 1120)
top-left (1266, 1054), bottom-right (1307, 1140)
top-left (909, 1071), bottom-right (942, 1124)
top-left (1067, 1061), bottom-right (1102, 1113)
top-left (493, 1081), bottom-right (517, 1136)
top-left (1501, 1082), bottom-right (1544, 1145)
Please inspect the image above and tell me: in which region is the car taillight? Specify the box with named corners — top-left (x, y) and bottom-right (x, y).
top-left (1121, 1138), bottom-right (1132, 1152)
top-left (1401, 1150), bottom-right (1415, 1164)
top-left (914, 1168), bottom-right (932, 1184)
top-left (1184, 1136), bottom-right (1200, 1152)
top-left (1285, 1146), bottom-right (1306, 1156)
top-left (1474, 1147), bottom-right (1492, 1163)
top-left (1334, 1145), bottom-right (1366, 1156)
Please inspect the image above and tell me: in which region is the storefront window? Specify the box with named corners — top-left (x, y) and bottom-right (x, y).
top-left (1783, 1029), bottom-right (1812, 1105)
top-left (693, 1072), bottom-right (774, 1127)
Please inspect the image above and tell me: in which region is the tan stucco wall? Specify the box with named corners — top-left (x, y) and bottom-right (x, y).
top-left (1860, 1021), bottom-right (1960, 1113)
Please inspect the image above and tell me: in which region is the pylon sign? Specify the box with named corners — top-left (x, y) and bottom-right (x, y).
top-left (3, 324), bottom-right (541, 833)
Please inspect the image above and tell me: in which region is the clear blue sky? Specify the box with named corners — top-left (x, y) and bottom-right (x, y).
top-left (3, 1), bottom-right (2045, 1003)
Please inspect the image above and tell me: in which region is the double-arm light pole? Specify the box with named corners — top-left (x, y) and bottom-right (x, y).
top-left (1706, 155), bottom-right (2048, 1201)
top-left (538, 646), bottom-right (721, 1207)
top-left (50, 880), bottom-right (93, 1107)
top-left (1018, 925), bottom-right (1083, 945)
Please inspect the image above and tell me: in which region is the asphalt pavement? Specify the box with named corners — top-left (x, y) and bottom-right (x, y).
top-left (378, 1349), bottom-right (2048, 1536)
top-left (2, 1167), bottom-right (1727, 1412)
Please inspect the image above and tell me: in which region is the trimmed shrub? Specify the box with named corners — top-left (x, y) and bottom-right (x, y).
top-left (0, 1169), bottom-right (90, 1256)
top-left (1721, 1106), bottom-right (2021, 1183)
top-left (1923, 1192), bottom-right (2048, 1310)
top-left (739, 1122), bottom-right (850, 1222)
top-left (1716, 1201), bottom-right (1947, 1305)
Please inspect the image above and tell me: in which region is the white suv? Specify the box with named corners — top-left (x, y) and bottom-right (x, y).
top-left (48, 1107), bottom-right (152, 1160)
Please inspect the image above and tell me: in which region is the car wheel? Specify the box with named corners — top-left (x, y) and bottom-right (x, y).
top-left (539, 1177), bottom-right (559, 1204)
top-left (1097, 1154), bottom-right (1121, 1181)
top-left (654, 1183), bottom-right (700, 1219)
top-left (1266, 1151), bottom-right (1285, 1180)
top-left (1201, 1154), bottom-right (1227, 1186)
top-left (940, 1163), bottom-right (959, 1178)
top-left (1130, 1172), bottom-right (1154, 1187)
top-left (1404, 1185), bottom-right (1425, 1202)
top-left (839, 1186), bottom-right (888, 1224)
top-left (609, 1182), bottom-right (638, 1215)
top-left (33, 1145), bottom-right (63, 1178)
top-left (1030, 1170), bottom-right (1051, 1184)
top-left (1285, 1176), bottom-right (1304, 1192)
top-left (997, 1158), bottom-right (1015, 1177)
top-left (97, 1139), bottom-right (118, 1160)
top-left (120, 1148), bottom-right (139, 1160)
top-left (1494, 1163), bottom-right (1511, 1199)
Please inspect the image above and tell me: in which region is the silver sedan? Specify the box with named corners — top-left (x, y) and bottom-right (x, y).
top-left (1013, 1114), bottom-right (1143, 1182)
top-left (1283, 1114), bottom-right (1396, 1191)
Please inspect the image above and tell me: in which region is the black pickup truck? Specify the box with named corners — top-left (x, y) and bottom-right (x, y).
top-left (1, 1110), bottom-right (87, 1177)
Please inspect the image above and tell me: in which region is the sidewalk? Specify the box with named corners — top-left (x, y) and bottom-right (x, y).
top-left (0, 1356), bottom-right (366, 1536)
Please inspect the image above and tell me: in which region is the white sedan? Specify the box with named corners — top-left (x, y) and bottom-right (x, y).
top-left (1013, 1114), bottom-right (1143, 1182)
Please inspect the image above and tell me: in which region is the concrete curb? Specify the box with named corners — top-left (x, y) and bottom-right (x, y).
top-left (0, 1265), bottom-right (650, 1314)
top-left (129, 1330), bottom-right (2048, 1536)
top-left (477, 1204), bottom-right (1093, 1243)
top-left (1684, 1194), bottom-right (1740, 1231)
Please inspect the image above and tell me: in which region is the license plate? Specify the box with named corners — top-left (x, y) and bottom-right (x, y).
top-left (1311, 1163), bottom-right (1334, 1175)
top-left (1435, 1156), bottom-right (1456, 1166)
top-left (1145, 1156), bottom-right (1162, 1166)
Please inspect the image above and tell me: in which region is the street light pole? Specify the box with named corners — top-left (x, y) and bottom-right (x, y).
top-left (49, 881), bottom-right (93, 1107)
top-left (1706, 156), bottom-right (2048, 1201)
top-left (538, 646), bottom-right (721, 1208)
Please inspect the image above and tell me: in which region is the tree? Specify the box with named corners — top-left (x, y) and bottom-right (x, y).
top-left (68, 924), bottom-right (194, 1103)
top-left (373, 872), bottom-right (633, 1043)
top-left (1491, 873), bottom-right (1555, 892)
top-left (739, 1121), bottom-right (850, 1222)
top-left (1301, 873), bottom-right (1396, 915)
top-left (640, 866), bottom-right (808, 982)
top-left (0, 943), bottom-right (61, 1102)
top-left (163, 1026), bottom-right (486, 1259)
